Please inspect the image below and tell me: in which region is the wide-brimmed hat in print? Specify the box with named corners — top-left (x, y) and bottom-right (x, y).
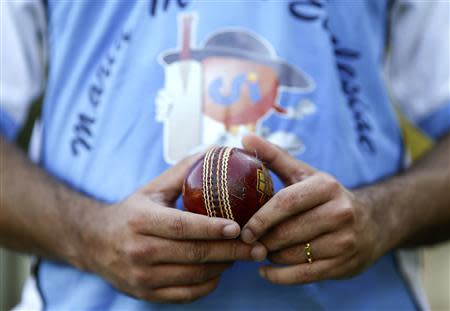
top-left (161, 30), bottom-right (313, 90)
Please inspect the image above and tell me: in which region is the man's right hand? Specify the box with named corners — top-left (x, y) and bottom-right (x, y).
top-left (80, 156), bottom-right (267, 304)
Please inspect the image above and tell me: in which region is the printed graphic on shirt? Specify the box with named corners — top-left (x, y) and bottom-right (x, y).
top-left (156, 13), bottom-right (316, 164)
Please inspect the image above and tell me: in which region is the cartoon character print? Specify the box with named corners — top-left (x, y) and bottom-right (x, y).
top-left (203, 57), bottom-right (284, 132)
top-left (156, 13), bottom-right (316, 164)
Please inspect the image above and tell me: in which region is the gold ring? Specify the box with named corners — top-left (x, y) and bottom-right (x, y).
top-left (304, 243), bottom-right (313, 264)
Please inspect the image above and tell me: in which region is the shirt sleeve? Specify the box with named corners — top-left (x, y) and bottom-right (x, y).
top-left (385, 0), bottom-right (450, 140)
top-left (0, 0), bottom-right (47, 141)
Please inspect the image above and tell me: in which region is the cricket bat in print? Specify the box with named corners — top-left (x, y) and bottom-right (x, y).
top-left (163, 14), bottom-right (203, 164)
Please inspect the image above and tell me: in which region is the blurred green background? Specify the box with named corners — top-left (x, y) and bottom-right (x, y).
top-left (0, 250), bottom-right (30, 310)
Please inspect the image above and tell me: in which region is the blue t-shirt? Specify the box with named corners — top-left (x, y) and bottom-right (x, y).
top-left (2, 0), bottom-right (449, 310)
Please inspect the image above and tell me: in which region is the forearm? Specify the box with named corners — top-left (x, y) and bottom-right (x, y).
top-left (0, 136), bottom-right (104, 268)
top-left (358, 134), bottom-right (450, 251)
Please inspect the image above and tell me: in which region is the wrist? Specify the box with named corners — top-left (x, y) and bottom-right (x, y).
top-left (63, 191), bottom-right (108, 272)
top-left (354, 182), bottom-right (405, 256)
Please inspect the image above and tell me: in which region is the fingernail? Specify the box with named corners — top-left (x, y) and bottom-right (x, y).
top-left (251, 243), bottom-right (267, 262)
top-left (259, 267), bottom-right (267, 279)
top-left (241, 228), bottom-right (255, 243)
top-left (222, 223), bottom-right (240, 238)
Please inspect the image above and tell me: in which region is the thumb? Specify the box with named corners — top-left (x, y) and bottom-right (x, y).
top-left (143, 153), bottom-right (202, 205)
top-left (242, 134), bottom-right (315, 186)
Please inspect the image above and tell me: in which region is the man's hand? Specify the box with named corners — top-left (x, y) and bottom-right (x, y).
top-left (82, 156), bottom-right (267, 303)
top-left (239, 135), bottom-right (389, 285)
top-left (0, 137), bottom-right (266, 304)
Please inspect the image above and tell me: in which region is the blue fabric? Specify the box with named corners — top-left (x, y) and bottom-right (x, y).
top-left (417, 102), bottom-right (450, 140)
top-left (40, 254), bottom-right (415, 311)
top-left (0, 106), bottom-right (20, 141)
top-left (37, 0), bottom-right (427, 310)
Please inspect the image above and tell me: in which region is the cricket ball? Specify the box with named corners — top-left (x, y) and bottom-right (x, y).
top-left (182, 147), bottom-right (274, 227)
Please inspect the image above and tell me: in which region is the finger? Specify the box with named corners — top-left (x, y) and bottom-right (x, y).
top-left (135, 207), bottom-right (241, 240)
top-left (261, 200), bottom-right (344, 252)
top-left (260, 256), bottom-right (352, 285)
top-left (146, 263), bottom-right (232, 288)
top-left (241, 173), bottom-right (335, 244)
top-left (242, 134), bottom-right (315, 185)
top-left (143, 153), bottom-right (202, 204)
top-left (268, 231), bottom-right (357, 265)
top-left (144, 276), bottom-right (221, 304)
top-left (139, 236), bottom-right (267, 264)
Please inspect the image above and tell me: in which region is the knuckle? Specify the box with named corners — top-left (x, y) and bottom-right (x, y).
top-left (315, 171), bottom-right (328, 182)
top-left (293, 268), bottom-right (304, 282)
top-left (297, 266), bottom-right (314, 283)
top-left (266, 228), bottom-right (290, 252)
top-left (276, 190), bottom-right (297, 212)
top-left (284, 246), bottom-right (301, 261)
top-left (318, 172), bottom-right (340, 196)
top-left (338, 202), bottom-right (356, 225)
top-left (339, 256), bottom-right (362, 279)
top-left (188, 242), bottom-right (208, 262)
top-left (140, 291), bottom-right (165, 304)
top-left (205, 222), bottom-right (214, 238)
top-left (134, 289), bottom-right (151, 301)
top-left (127, 247), bottom-right (141, 264)
top-left (228, 242), bottom-right (240, 260)
top-left (175, 289), bottom-right (196, 304)
top-left (271, 192), bottom-right (284, 209)
top-left (269, 249), bottom-right (293, 264)
top-left (126, 243), bottom-right (148, 263)
top-left (170, 215), bottom-right (186, 239)
top-left (350, 256), bottom-right (364, 273)
top-left (339, 234), bottom-right (357, 253)
top-left (144, 241), bottom-right (159, 261)
top-left (272, 224), bottom-right (291, 241)
top-left (267, 252), bottom-right (280, 263)
top-left (123, 242), bottom-right (135, 260)
top-left (267, 270), bottom-right (280, 284)
top-left (210, 277), bottom-right (220, 292)
top-left (249, 213), bottom-right (268, 232)
top-left (290, 168), bottom-right (310, 184)
top-left (233, 242), bottom-right (252, 260)
top-left (130, 268), bottom-right (150, 288)
top-left (261, 237), bottom-right (275, 252)
top-left (193, 266), bottom-right (210, 282)
top-left (127, 214), bottom-right (143, 232)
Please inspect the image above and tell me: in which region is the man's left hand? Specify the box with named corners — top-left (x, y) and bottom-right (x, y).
top-left (240, 134), bottom-right (388, 285)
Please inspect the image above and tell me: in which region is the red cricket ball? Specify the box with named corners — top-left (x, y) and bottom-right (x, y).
top-left (182, 147), bottom-right (274, 227)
